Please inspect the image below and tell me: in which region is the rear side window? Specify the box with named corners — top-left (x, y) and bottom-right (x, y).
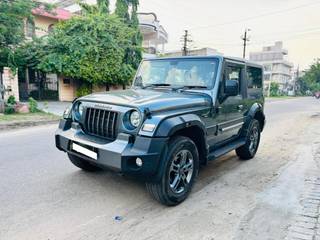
top-left (247, 67), bottom-right (262, 89)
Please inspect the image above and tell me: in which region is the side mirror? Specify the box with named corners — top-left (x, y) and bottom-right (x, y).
top-left (225, 80), bottom-right (239, 96)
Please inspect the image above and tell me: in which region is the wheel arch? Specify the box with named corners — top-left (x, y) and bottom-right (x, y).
top-left (247, 103), bottom-right (265, 132)
top-left (155, 114), bottom-right (208, 165)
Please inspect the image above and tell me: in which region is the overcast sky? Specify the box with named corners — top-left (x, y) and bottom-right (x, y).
top-left (82, 0), bottom-right (320, 69)
top-left (128, 0), bottom-right (320, 70)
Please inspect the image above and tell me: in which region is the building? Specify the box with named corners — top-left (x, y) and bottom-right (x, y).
top-left (1, 6), bottom-right (72, 102)
top-left (2, 1), bottom-right (168, 103)
top-left (165, 47), bottom-right (221, 57)
top-left (138, 12), bottom-right (168, 57)
top-left (249, 41), bottom-right (294, 95)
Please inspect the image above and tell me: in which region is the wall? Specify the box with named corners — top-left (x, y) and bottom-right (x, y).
top-left (2, 68), bottom-right (19, 102)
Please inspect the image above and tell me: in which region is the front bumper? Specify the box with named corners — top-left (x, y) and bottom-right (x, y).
top-left (55, 119), bottom-right (168, 179)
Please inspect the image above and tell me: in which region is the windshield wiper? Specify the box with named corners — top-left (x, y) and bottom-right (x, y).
top-left (141, 83), bottom-right (172, 89)
top-left (173, 85), bottom-right (208, 91)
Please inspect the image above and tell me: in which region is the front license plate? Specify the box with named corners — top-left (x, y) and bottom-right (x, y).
top-left (72, 143), bottom-right (97, 160)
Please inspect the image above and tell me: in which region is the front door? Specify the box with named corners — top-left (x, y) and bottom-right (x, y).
top-left (218, 62), bottom-right (245, 143)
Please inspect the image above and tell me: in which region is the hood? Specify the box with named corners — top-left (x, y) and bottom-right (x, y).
top-left (80, 88), bottom-right (212, 113)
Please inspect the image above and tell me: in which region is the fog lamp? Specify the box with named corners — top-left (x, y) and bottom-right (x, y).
top-left (136, 158), bottom-right (143, 167)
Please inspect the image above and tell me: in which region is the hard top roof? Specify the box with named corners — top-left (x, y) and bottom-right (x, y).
top-left (144, 55), bottom-right (262, 68)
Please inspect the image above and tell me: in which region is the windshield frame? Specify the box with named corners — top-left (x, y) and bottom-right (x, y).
top-left (133, 57), bottom-right (220, 90)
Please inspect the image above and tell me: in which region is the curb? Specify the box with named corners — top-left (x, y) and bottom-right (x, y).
top-left (0, 119), bottom-right (59, 132)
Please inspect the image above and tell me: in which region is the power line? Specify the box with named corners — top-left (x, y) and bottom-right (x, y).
top-left (189, 1), bottom-right (320, 31)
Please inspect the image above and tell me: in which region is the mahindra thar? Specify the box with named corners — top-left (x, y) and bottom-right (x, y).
top-left (55, 56), bottom-right (265, 206)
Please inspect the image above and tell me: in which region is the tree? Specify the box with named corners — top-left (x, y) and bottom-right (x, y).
top-left (298, 59), bottom-right (320, 94)
top-left (37, 13), bottom-right (136, 87)
top-left (115, 0), bottom-right (142, 70)
top-left (270, 82), bottom-right (280, 97)
top-left (0, 0), bottom-right (51, 71)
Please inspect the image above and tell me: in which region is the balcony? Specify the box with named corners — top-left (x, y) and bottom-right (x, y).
top-left (138, 12), bottom-right (168, 56)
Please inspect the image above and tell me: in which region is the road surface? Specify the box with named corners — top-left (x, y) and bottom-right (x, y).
top-left (1, 97), bottom-right (320, 240)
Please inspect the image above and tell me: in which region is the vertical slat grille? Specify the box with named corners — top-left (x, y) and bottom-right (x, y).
top-left (85, 108), bottom-right (118, 140)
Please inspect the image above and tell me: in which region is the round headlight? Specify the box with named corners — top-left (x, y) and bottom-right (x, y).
top-left (74, 102), bottom-right (84, 121)
top-left (130, 110), bottom-right (141, 128)
top-left (78, 102), bottom-right (84, 116)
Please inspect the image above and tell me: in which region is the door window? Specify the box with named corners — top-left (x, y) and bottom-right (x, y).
top-left (224, 66), bottom-right (242, 95)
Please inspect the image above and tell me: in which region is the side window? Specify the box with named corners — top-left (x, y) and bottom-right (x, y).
top-left (224, 65), bottom-right (242, 94)
top-left (247, 67), bottom-right (262, 89)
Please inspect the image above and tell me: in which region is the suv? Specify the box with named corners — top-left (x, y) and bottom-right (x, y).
top-left (55, 56), bottom-right (265, 206)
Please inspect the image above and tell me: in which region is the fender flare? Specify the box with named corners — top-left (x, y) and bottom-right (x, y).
top-left (246, 103), bottom-right (266, 132)
top-left (154, 113), bottom-right (207, 137)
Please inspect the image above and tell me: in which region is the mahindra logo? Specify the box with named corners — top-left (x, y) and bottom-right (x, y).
top-left (93, 103), bottom-right (112, 110)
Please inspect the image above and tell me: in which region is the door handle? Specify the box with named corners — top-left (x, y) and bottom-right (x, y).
top-left (237, 105), bottom-right (244, 110)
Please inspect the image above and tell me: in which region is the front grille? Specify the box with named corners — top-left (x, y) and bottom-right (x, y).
top-left (84, 108), bottom-right (118, 140)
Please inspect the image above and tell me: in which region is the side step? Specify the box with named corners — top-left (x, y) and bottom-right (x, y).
top-left (207, 138), bottom-right (246, 161)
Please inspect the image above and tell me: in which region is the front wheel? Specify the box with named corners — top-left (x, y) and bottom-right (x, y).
top-left (146, 136), bottom-right (199, 206)
top-left (236, 119), bottom-right (261, 160)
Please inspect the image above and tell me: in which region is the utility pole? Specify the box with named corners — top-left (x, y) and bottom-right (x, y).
top-left (182, 30), bottom-right (192, 56)
top-left (241, 28), bottom-right (251, 59)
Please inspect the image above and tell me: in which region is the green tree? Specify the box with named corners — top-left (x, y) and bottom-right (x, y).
top-left (0, 0), bottom-right (51, 71)
top-left (299, 59), bottom-right (320, 94)
top-left (37, 13), bottom-right (136, 87)
top-left (270, 82), bottom-right (280, 97)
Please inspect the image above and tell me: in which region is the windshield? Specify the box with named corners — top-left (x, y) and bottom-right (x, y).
top-left (134, 58), bottom-right (219, 89)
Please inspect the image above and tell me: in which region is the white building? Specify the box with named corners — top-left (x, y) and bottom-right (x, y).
top-left (249, 41), bottom-right (294, 94)
top-left (165, 47), bottom-right (221, 57)
top-left (138, 12), bottom-right (168, 57)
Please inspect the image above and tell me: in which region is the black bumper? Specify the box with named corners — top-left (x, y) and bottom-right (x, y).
top-left (55, 120), bottom-right (168, 180)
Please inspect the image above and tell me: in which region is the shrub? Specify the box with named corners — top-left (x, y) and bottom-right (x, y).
top-left (4, 104), bottom-right (15, 114)
top-left (28, 97), bottom-right (39, 113)
top-left (7, 95), bottom-right (16, 105)
top-left (76, 85), bottom-right (92, 97)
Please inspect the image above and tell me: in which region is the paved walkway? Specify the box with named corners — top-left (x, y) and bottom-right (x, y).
top-left (37, 101), bottom-right (71, 116)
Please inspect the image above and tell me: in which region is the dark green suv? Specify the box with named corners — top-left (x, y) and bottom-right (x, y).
top-left (55, 56), bottom-right (265, 206)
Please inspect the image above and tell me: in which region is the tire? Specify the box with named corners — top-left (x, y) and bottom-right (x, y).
top-left (236, 119), bottom-right (261, 160)
top-left (146, 136), bottom-right (199, 206)
top-left (68, 153), bottom-right (101, 172)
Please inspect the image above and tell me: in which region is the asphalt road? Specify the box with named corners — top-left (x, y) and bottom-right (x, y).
top-left (1, 97), bottom-right (320, 240)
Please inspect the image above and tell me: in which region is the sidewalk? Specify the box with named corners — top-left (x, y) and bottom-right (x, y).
top-left (38, 101), bottom-right (71, 116)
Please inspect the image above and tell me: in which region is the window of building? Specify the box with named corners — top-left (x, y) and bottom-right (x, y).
top-left (26, 19), bottom-right (35, 38)
top-left (247, 67), bottom-right (262, 89)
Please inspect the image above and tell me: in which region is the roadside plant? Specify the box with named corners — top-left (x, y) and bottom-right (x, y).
top-left (7, 95), bottom-right (16, 105)
top-left (38, 11), bottom-right (139, 87)
top-left (28, 97), bottom-right (38, 113)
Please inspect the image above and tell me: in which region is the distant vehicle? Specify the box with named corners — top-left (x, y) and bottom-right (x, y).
top-left (55, 56), bottom-right (265, 206)
top-left (314, 91), bottom-right (320, 99)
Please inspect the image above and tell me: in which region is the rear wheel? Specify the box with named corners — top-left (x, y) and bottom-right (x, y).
top-left (68, 153), bottom-right (101, 172)
top-left (146, 136), bottom-right (199, 206)
top-left (236, 119), bottom-right (261, 160)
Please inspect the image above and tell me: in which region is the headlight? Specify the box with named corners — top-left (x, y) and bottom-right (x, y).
top-left (129, 110), bottom-right (141, 128)
top-left (73, 102), bottom-right (84, 121)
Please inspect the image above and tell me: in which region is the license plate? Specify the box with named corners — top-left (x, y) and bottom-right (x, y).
top-left (72, 143), bottom-right (97, 160)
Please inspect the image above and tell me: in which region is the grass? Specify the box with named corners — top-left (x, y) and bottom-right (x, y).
top-left (0, 111), bottom-right (60, 123)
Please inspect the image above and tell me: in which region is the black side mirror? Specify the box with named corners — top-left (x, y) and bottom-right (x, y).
top-left (225, 80), bottom-right (239, 96)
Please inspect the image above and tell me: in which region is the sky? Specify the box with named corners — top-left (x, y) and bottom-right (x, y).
top-left (65, 0), bottom-right (320, 70)
top-left (132, 0), bottom-right (320, 70)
